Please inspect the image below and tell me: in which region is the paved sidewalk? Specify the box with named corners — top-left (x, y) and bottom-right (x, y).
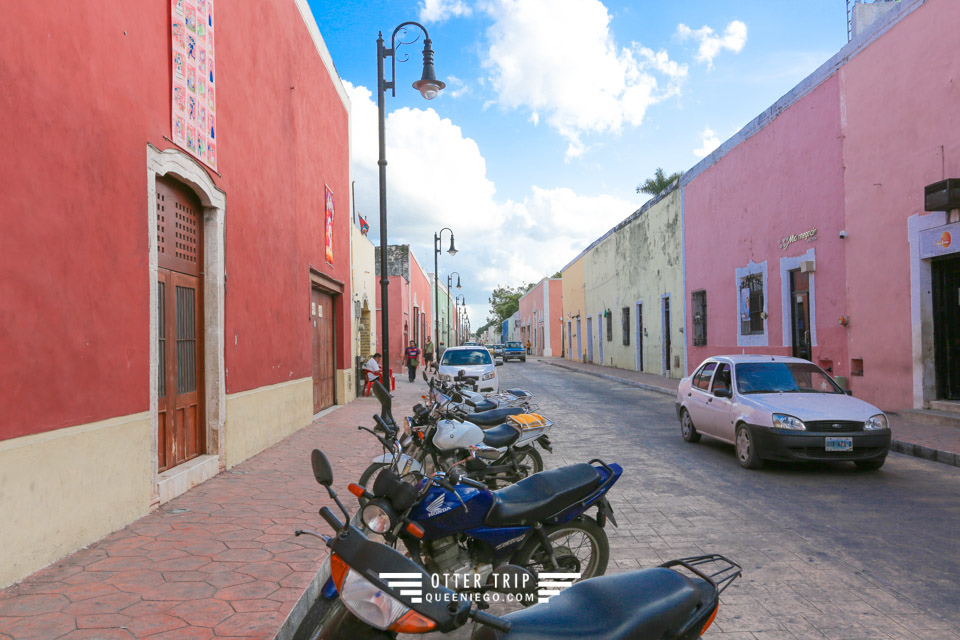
top-left (539, 357), bottom-right (960, 468)
top-left (0, 380), bottom-right (427, 640)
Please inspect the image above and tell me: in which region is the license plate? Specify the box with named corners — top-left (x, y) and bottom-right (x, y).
top-left (825, 437), bottom-right (853, 452)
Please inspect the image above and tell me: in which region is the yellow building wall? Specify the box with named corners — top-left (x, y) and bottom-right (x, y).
top-left (584, 186), bottom-right (684, 378)
top-left (561, 256), bottom-right (586, 361)
top-left (224, 378), bottom-right (314, 468)
top-left (0, 412), bottom-right (152, 588)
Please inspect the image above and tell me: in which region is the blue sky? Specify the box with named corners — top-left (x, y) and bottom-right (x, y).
top-left (308, 0), bottom-right (848, 330)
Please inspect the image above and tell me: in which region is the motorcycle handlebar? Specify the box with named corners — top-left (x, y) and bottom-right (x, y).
top-left (318, 506), bottom-right (343, 532)
top-left (469, 609), bottom-right (511, 633)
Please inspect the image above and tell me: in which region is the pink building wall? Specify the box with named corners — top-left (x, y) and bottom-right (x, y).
top-left (683, 0), bottom-right (959, 410)
top-left (684, 75), bottom-right (849, 378)
top-left (518, 279), bottom-right (563, 357)
top-left (840, 0), bottom-right (960, 408)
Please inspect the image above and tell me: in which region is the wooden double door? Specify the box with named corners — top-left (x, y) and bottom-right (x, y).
top-left (156, 177), bottom-right (204, 472)
top-left (312, 288), bottom-right (336, 413)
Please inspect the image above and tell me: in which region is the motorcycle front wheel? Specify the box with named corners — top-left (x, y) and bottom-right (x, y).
top-left (292, 595), bottom-right (392, 640)
top-left (511, 516), bottom-right (609, 584)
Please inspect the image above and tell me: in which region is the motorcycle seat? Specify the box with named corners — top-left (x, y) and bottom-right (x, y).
top-left (506, 388), bottom-right (531, 398)
top-left (471, 406), bottom-right (524, 427)
top-left (485, 464), bottom-right (600, 526)
top-left (468, 398), bottom-right (498, 412)
top-left (481, 423), bottom-right (521, 448)
top-left (471, 569), bottom-right (709, 640)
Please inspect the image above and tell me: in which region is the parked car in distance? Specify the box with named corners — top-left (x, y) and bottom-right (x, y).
top-left (437, 346), bottom-right (502, 393)
top-left (504, 341), bottom-right (526, 362)
top-left (676, 355), bottom-right (890, 470)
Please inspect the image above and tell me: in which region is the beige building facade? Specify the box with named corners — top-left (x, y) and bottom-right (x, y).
top-left (561, 256), bottom-right (587, 361)
top-left (577, 184), bottom-right (685, 378)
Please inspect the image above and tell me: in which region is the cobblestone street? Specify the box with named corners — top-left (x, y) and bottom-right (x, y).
top-left (489, 361), bottom-right (960, 640)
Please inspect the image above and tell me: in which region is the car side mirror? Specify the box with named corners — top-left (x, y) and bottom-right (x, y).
top-left (844, 389), bottom-right (853, 396)
top-left (713, 388), bottom-right (732, 399)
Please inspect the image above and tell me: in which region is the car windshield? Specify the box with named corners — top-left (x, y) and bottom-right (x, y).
top-left (441, 349), bottom-right (493, 366)
top-left (506, 342), bottom-right (522, 348)
top-left (736, 362), bottom-right (843, 394)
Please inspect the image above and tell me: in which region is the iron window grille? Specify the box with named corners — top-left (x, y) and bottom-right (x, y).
top-left (739, 273), bottom-right (764, 336)
top-left (692, 290), bottom-right (707, 346)
top-left (622, 307), bottom-right (630, 346)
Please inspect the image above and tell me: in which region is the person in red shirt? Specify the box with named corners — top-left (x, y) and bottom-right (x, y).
top-left (404, 340), bottom-right (421, 382)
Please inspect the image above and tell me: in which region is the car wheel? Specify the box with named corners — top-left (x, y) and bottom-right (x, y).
top-left (679, 409), bottom-right (701, 443)
top-left (735, 424), bottom-right (763, 469)
top-left (521, 357), bottom-right (526, 362)
top-left (855, 458), bottom-right (885, 471)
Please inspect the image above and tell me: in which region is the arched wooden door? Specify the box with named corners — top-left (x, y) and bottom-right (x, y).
top-left (156, 177), bottom-right (205, 472)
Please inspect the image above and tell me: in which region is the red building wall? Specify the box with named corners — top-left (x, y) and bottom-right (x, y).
top-left (0, 1), bottom-right (350, 440)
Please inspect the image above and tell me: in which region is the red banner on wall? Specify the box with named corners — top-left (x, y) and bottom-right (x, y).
top-left (325, 186), bottom-right (335, 265)
top-left (171, 0), bottom-right (217, 170)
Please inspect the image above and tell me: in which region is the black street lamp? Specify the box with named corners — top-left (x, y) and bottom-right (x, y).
top-left (446, 272), bottom-right (461, 346)
top-left (378, 22), bottom-right (445, 378)
top-left (455, 294), bottom-right (466, 345)
top-left (433, 227), bottom-right (456, 348)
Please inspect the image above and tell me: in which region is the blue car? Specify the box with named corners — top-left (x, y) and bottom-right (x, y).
top-left (504, 340), bottom-right (526, 362)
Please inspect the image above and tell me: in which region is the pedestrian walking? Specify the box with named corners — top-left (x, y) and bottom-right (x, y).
top-left (424, 338), bottom-right (434, 369)
top-left (526, 340), bottom-right (531, 355)
top-left (405, 340), bottom-right (421, 382)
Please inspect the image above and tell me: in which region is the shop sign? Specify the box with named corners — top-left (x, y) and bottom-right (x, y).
top-left (920, 221), bottom-right (960, 259)
top-left (779, 228), bottom-right (818, 250)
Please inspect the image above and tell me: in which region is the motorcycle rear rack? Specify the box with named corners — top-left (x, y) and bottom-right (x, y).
top-left (660, 554), bottom-right (742, 596)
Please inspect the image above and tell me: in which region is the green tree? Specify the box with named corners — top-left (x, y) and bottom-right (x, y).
top-left (636, 167), bottom-right (680, 197)
top-left (487, 284), bottom-right (528, 326)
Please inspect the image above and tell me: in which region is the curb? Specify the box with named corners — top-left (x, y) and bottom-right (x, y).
top-left (890, 440), bottom-right (960, 468)
top-left (538, 359), bottom-right (676, 397)
top-left (539, 359), bottom-right (960, 469)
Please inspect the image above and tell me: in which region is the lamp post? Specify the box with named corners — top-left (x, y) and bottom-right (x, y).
top-left (455, 294), bottom-right (465, 346)
top-left (378, 22), bottom-right (445, 378)
top-left (433, 227), bottom-right (456, 348)
top-left (446, 272), bottom-right (461, 346)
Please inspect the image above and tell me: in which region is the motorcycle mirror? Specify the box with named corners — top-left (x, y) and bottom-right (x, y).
top-left (422, 370), bottom-right (428, 382)
top-left (311, 449), bottom-right (334, 487)
top-left (486, 565), bottom-right (537, 603)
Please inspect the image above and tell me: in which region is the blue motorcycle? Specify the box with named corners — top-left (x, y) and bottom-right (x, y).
top-left (350, 415), bottom-right (622, 589)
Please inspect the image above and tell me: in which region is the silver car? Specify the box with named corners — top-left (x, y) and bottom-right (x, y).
top-left (676, 355), bottom-right (891, 470)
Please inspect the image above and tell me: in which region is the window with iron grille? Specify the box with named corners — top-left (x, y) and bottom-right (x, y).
top-left (606, 313), bottom-right (612, 342)
top-left (739, 274), bottom-right (765, 336)
top-left (692, 290), bottom-right (707, 346)
top-left (621, 307), bottom-right (630, 345)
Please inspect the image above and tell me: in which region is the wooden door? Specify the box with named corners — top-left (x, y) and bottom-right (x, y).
top-left (312, 288), bottom-right (336, 412)
top-left (156, 177), bottom-right (204, 472)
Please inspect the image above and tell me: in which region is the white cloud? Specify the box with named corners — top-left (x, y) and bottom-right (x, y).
top-left (676, 20), bottom-right (747, 69)
top-left (480, 0), bottom-right (687, 160)
top-left (419, 0), bottom-right (473, 23)
top-left (445, 75), bottom-right (471, 99)
top-left (344, 81), bottom-right (634, 323)
top-left (693, 127), bottom-right (721, 157)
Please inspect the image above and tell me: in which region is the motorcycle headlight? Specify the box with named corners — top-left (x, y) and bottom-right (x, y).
top-left (481, 372), bottom-right (495, 381)
top-left (865, 414), bottom-right (889, 430)
top-left (339, 566), bottom-right (411, 629)
top-left (772, 414), bottom-right (806, 431)
top-left (361, 501), bottom-right (395, 534)
top-left (441, 374), bottom-right (452, 382)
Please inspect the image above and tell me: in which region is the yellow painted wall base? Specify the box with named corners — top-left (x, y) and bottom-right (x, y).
top-left (337, 368), bottom-right (355, 405)
top-left (0, 412), bottom-right (152, 589)
top-left (224, 377), bottom-right (313, 469)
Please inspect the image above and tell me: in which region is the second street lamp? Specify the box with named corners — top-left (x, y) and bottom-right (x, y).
top-left (455, 294), bottom-right (466, 345)
top-left (378, 22), bottom-right (444, 381)
top-left (446, 272), bottom-right (461, 346)
top-left (433, 227), bottom-right (456, 349)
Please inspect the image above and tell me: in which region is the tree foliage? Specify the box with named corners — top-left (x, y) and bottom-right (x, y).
top-left (636, 167), bottom-right (680, 197)
top-left (487, 284), bottom-right (529, 326)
